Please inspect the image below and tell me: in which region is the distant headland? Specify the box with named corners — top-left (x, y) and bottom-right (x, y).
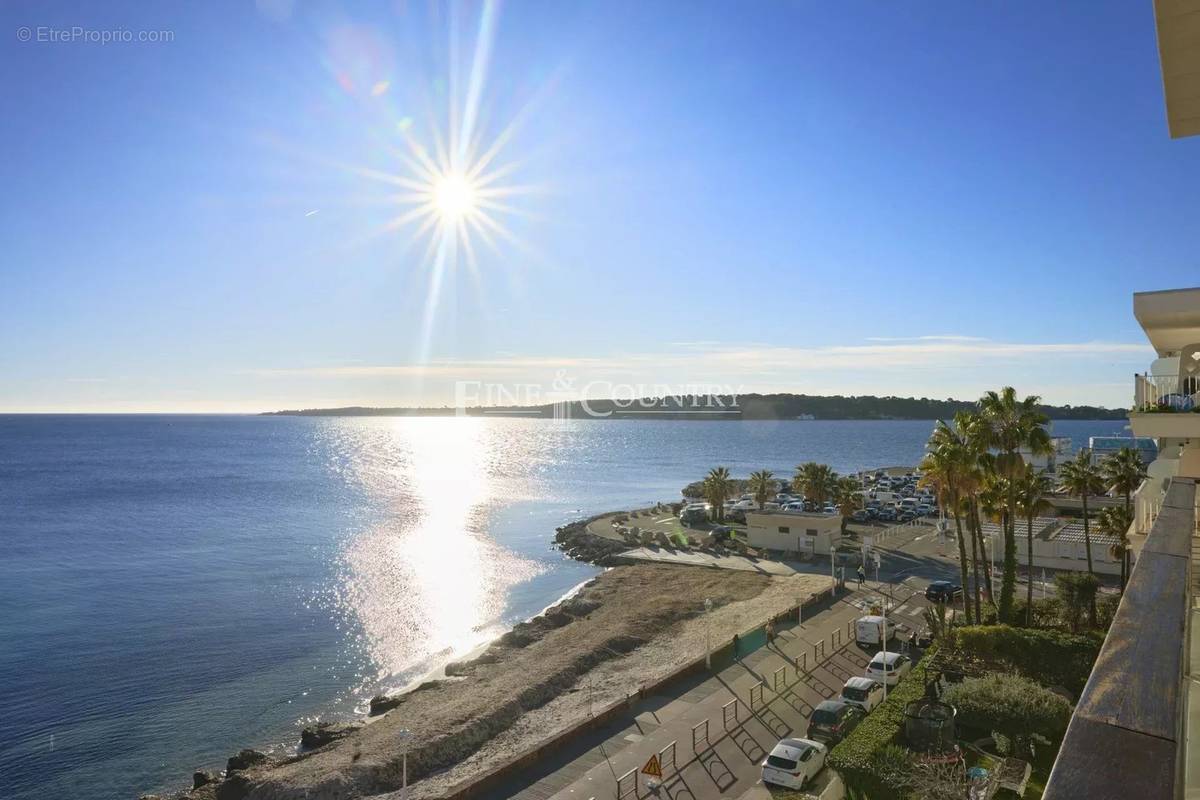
top-left (262, 393), bottom-right (1127, 420)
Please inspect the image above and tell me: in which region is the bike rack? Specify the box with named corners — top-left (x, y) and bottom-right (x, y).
top-left (692, 719), bottom-right (709, 752)
top-left (722, 698), bottom-right (739, 731)
top-left (617, 768), bottom-right (639, 799)
top-left (773, 665), bottom-right (787, 692)
top-left (796, 651), bottom-right (807, 675)
top-left (749, 681), bottom-right (764, 710)
top-left (659, 740), bottom-right (677, 773)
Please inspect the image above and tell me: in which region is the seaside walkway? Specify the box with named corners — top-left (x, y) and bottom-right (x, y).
top-left (494, 579), bottom-right (933, 800)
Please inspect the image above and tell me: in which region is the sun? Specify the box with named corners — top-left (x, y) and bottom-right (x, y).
top-left (432, 172), bottom-right (477, 221)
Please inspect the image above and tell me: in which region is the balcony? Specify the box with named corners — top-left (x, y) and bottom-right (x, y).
top-left (1130, 372), bottom-right (1200, 438)
top-left (1043, 477), bottom-right (1197, 799)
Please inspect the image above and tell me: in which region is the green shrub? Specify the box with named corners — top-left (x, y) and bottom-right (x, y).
top-left (942, 673), bottom-right (1071, 749)
top-left (942, 625), bottom-right (1102, 696)
top-left (828, 646), bottom-right (937, 799)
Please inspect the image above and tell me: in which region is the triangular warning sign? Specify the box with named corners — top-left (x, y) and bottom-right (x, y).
top-left (641, 754), bottom-right (663, 778)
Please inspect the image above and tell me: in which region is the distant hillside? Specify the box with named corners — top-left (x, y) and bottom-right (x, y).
top-left (263, 393), bottom-right (1127, 420)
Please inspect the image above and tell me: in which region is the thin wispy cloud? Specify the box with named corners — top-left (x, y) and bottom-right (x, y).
top-left (249, 338), bottom-right (1152, 380)
top-left (864, 334), bottom-right (990, 343)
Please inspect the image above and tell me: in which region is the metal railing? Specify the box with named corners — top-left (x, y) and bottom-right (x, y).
top-left (1134, 372), bottom-right (1199, 411)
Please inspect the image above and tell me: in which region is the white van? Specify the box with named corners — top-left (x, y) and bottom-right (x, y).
top-left (855, 615), bottom-right (897, 646)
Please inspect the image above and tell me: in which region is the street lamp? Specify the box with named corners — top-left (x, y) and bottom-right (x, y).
top-left (397, 728), bottom-right (412, 799)
top-left (704, 598), bottom-right (713, 669)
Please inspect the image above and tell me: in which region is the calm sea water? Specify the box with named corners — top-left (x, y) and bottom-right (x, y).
top-left (0, 415), bottom-right (1127, 799)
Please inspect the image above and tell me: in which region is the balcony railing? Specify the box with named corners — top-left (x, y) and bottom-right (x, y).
top-left (1134, 372), bottom-right (1200, 411)
top-left (1043, 477), bottom-right (1197, 799)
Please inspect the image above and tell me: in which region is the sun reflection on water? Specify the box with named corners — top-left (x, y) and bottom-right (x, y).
top-left (334, 418), bottom-right (545, 693)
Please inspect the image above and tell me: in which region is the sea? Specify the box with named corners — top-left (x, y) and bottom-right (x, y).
top-left (0, 415), bottom-right (1129, 800)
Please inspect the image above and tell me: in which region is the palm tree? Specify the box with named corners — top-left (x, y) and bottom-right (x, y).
top-left (748, 469), bottom-right (774, 510)
top-left (1014, 464), bottom-right (1054, 625)
top-left (1058, 449), bottom-right (1105, 576)
top-left (1098, 505), bottom-right (1134, 591)
top-left (920, 420), bottom-right (974, 621)
top-left (1101, 447), bottom-right (1148, 516)
top-left (831, 475), bottom-right (862, 536)
top-left (976, 464), bottom-right (1009, 617)
top-left (978, 387), bottom-right (1051, 623)
top-left (793, 462), bottom-right (836, 509)
top-left (703, 467), bottom-right (733, 522)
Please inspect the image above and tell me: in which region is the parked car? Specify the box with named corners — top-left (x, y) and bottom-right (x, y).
top-left (851, 509), bottom-right (870, 523)
top-left (760, 738), bottom-right (827, 789)
top-left (680, 506), bottom-right (709, 526)
top-left (877, 507), bottom-right (897, 522)
top-left (840, 676), bottom-right (885, 712)
top-left (855, 615), bottom-right (897, 646)
top-left (925, 580), bottom-right (963, 603)
top-left (806, 700), bottom-right (866, 744)
top-left (865, 651), bottom-right (912, 687)
top-left (915, 504), bottom-right (933, 517)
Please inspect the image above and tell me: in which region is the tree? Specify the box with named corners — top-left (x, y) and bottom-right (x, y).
top-left (976, 460), bottom-right (1009, 617)
top-left (920, 419), bottom-right (974, 621)
top-left (1101, 447), bottom-right (1148, 515)
top-left (702, 467), bottom-right (733, 522)
top-left (1058, 449), bottom-right (1105, 577)
top-left (793, 461), bottom-right (836, 508)
top-left (958, 411), bottom-right (994, 623)
top-left (831, 475), bottom-right (863, 535)
top-left (978, 387), bottom-right (1051, 624)
top-left (1015, 464), bottom-right (1054, 626)
top-left (1055, 572), bottom-right (1099, 632)
top-left (747, 469), bottom-right (774, 510)
top-left (1098, 505), bottom-right (1134, 591)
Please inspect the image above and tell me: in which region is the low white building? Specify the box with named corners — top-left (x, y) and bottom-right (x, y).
top-left (744, 511), bottom-right (842, 557)
top-left (982, 517), bottom-right (1125, 576)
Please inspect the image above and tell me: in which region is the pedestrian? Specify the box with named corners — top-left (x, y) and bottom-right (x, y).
top-left (856, 565), bottom-right (866, 586)
top-left (765, 619), bottom-right (775, 645)
top-left (732, 632), bottom-right (740, 659)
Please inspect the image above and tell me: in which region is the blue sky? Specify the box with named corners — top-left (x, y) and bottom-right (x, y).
top-left (1, 0), bottom-right (1196, 412)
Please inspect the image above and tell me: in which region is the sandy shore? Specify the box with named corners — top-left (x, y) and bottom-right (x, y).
top-left (172, 563), bottom-right (829, 800)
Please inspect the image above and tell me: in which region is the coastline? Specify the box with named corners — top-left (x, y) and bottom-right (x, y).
top-left (146, 559), bottom-right (830, 800)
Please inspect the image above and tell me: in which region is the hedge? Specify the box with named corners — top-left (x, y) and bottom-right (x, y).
top-left (942, 625), bottom-right (1103, 696)
top-left (941, 673), bottom-right (1071, 746)
top-left (827, 645), bottom-right (937, 799)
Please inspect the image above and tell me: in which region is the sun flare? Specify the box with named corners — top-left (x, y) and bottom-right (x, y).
top-left (432, 172), bottom-right (478, 221)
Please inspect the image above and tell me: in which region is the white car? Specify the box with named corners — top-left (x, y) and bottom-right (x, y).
top-left (855, 615), bottom-right (897, 646)
top-left (760, 737), bottom-right (827, 789)
top-left (865, 651), bottom-right (911, 687)
top-left (840, 676), bottom-right (885, 712)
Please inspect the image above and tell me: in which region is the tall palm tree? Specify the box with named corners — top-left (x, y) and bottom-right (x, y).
top-left (793, 462), bottom-right (836, 509)
top-left (748, 469), bottom-right (774, 510)
top-left (1102, 447), bottom-right (1148, 515)
top-left (976, 464), bottom-right (1009, 616)
top-left (920, 419), bottom-right (974, 622)
top-left (703, 467), bottom-right (733, 522)
top-left (1015, 464), bottom-right (1054, 625)
top-left (831, 475), bottom-right (862, 536)
top-left (950, 412), bottom-right (988, 623)
top-left (978, 387), bottom-right (1051, 623)
top-left (1098, 505), bottom-right (1134, 591)
top-left (1058, 449), bottom-right (1106, 576)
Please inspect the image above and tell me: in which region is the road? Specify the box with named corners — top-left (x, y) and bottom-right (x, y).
top-left (491, 576), bottom-right (943, 800)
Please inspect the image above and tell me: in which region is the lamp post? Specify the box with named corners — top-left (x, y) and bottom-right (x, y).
top-left (397, 728), bottom-right (412, 800)
top-left (704, 598), bottom-right (713, 669)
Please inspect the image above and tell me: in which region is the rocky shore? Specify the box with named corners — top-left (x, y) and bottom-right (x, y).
top-left (143, 560), bottom-right (828, 800)
top-left (551, 512), bottom-right (633, 564)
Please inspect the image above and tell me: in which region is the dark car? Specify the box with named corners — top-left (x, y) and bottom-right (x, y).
top-left (851, 509), bottom-right (870, 523)
top-left (925, 581), bottom-right (963, 603)
top-left (806, 700), bottom-right (865, 745)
